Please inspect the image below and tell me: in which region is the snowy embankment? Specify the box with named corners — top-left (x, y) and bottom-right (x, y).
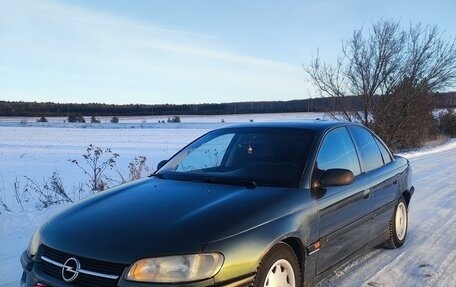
top-left (0, 116), bottom-right (455, 287)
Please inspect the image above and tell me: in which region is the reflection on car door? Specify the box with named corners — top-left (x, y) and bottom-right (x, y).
top-left (348, 126), bottom-right (401, 241)
top-left (365, 168), bottom-right (400, 241)
top-left (314, 127), bottom-right (373, 274)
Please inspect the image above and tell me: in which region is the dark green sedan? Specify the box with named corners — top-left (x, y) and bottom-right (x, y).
top-left (21, 121), bottom-right (414, 287)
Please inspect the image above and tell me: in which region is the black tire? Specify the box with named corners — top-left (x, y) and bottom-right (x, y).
top-left (253, 242), bottom-right (301, 287)
top-left (385, 197), bottom-right (408, 248)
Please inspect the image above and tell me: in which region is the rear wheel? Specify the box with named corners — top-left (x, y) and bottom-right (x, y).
top-left (253, 243), bottom-right (301, 287)
top-left (385, 197), bottom-right (408, 248)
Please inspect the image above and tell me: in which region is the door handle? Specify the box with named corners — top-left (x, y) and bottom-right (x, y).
top-left (362, 189), bottom-right (371, 199)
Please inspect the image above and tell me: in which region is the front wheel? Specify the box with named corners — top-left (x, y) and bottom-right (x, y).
top-left (253, 243), bottom-right (301, 287)
top-left (385, 197), bottom-right (408, 248)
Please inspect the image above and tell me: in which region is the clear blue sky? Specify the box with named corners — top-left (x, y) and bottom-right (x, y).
top-left (1, 0), bottom-right (455, 105)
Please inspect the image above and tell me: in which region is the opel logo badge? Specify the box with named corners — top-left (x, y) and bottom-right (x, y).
top-left (62, 257), bottom-right (80, 282)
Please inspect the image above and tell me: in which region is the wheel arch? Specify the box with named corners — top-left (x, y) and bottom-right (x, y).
top-left (281, 237), bottom-right (306, 282)
top-left (401, 187), bottom-right (414, 208)
top-left (252, 240), bottom-right (303, 287)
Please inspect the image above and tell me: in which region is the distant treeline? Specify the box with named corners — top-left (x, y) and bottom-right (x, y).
top-left (1, 92), bottom-right (455, 117)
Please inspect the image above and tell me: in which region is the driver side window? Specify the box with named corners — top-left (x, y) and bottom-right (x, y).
top-left (317, 127), bottom-right (361, 176)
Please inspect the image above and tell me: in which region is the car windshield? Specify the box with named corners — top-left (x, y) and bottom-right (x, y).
top-left (158, 127), bottom-right (315, 188)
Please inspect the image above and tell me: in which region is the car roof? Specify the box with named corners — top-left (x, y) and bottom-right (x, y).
top-left (220, 120), bottom-right (361, 134)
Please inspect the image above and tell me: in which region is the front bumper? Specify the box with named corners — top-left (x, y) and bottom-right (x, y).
top-left (21, 250), bottom-right (253, 287)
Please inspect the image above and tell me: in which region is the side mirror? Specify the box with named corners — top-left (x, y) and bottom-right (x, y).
top-left (319, 168), bottom-right (354, 187)
top-left (156, 160), bottom-right (168, 171)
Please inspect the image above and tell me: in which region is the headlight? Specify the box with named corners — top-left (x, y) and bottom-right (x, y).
top-left (126, 253), bottom-right (224, 283)
top-left (28, 228), bottom-right (40, 257)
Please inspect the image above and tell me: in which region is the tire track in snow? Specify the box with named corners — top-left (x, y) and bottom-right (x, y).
top-left (364, 196), bottom-right (456, 287)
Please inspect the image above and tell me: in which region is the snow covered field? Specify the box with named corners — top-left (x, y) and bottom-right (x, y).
top-left (0, 113), bottom-right (455, 286)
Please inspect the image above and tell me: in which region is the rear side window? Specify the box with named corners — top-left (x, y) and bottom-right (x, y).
top-left (374, 137), bottom-right (392, 164)
top-left (348, 126), bottom-right (384, 172)
top-left (317, 127), bottom-right (361, 176)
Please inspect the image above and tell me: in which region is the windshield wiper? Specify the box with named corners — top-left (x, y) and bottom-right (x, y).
top-left (148, 172), bottom-right (163, 179)
top-left (203, 177), bottom-right (256, 189)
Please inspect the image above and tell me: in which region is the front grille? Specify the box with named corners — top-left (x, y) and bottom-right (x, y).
top-left (41, 245), bottom-right (128, 287)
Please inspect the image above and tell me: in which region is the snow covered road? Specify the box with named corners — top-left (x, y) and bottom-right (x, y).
top-left (1, 126), bottom-right (455, 287)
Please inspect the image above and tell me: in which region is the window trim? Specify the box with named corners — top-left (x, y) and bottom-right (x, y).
top-left (373, 135), bottom-right (394, 165)
top-left (347, 125), bottom-right (388, 173)
top-left (311, 126), bottom-right (362, 189)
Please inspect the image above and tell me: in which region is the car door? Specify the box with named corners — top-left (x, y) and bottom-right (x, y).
top-left (347, 126), bottom-right (401, 240)
top-left (313, 127), bottom-right (373, 274)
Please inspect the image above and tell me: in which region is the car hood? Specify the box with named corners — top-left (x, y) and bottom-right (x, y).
top-left (40, 177), bottom-right (291, 264)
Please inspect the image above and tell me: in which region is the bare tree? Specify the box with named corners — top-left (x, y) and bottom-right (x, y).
top-left (116, 155), bottom-right (151, 184)
top-left (305, 20), bottom-right (456, 150)
top-left (24, 173), bottom-right (73, 209)
top-left (70, 144), bottom-right (119, 192)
